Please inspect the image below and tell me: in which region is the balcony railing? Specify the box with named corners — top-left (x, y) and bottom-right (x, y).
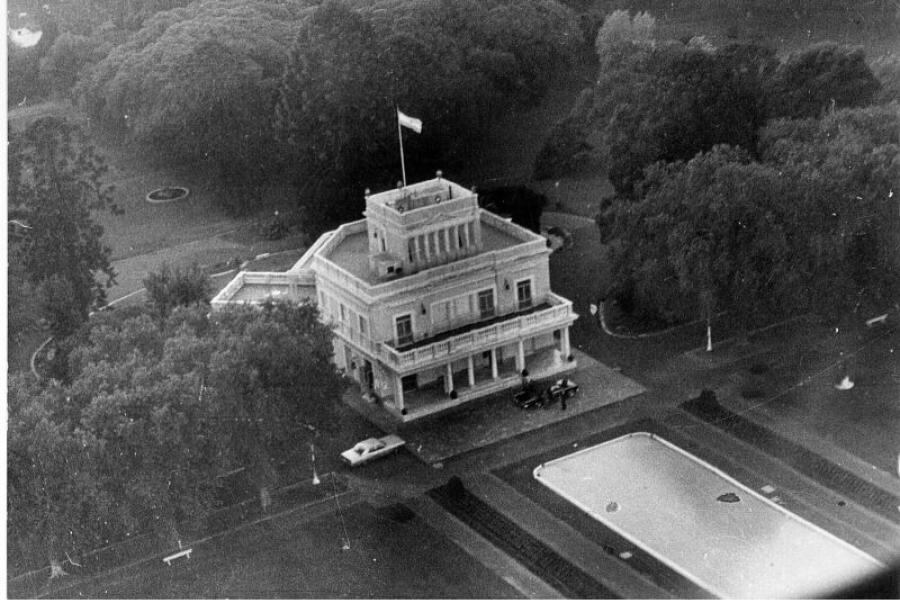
top-left (377, 294), bottom-right (575, 371)
top-left (211, 271), bottom-right (310, 308)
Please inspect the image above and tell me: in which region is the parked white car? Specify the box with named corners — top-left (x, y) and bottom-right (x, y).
top-left (340, 434), bottom-right (405, 467)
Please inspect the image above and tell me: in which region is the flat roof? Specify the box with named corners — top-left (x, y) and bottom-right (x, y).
top-left (367, 178), bottom-right (474, 213)
top-left (324, 214), bottom-right (527, 285)
top-left (228, 282), bottom-right (316, 304)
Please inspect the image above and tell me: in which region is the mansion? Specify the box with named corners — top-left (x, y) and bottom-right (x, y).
top-left (212, 174), bottom-right (578, 421)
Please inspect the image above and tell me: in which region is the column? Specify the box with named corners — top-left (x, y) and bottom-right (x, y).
top-left (445, 362), bottom-right (454, 394)
top-left (418, 234), bottom-right (429, 262)
top-left (490, 348), bottom-right (498, 379)
top-left (468, 221), bottom-right (479, 251)
top-left (517, 339), bottom-right (525, 373)
top-left (561, 327), bottom-right (571, 358)
top-left (467, 355), bottom-right (475, 387)
top-left (394, 373), bottom-right (405, 412)
top-left (449, 223), bottom-right (459, 254)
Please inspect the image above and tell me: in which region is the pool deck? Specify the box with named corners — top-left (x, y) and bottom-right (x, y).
top-left (458, 398), bottom-right (900, 599)
top-left (534, 432), bottom-right (885, 599)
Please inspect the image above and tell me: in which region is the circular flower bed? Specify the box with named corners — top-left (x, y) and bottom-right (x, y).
top-left (146, 186), bottom-right (190, 204)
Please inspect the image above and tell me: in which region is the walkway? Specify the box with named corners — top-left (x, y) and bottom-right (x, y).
top-left (345, 349), bottom-right (646, 464)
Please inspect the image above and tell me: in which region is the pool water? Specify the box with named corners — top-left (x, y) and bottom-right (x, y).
top-left (533, 432), bottom-right (885, 598)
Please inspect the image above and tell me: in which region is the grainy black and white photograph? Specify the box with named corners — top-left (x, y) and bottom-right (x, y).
top-left (5, 0), bottom-right (900, 597)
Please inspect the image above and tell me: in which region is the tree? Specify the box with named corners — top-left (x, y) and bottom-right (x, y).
top-left (764, 42), bottom-right (881, 119)
top-left (38, 33), bottom-right (104, 97)
top-left (533, 88), bottom-right (598, 179)
top-left (604, 43), bottom-right (767, 196)
top-left (599, 146), bottom-right (790, 325)
top-left (206, 302), bottom-right (346, 507)
top-left (759, 104), bottom-right (900, 310)
top-left (594, 9), bottom-right (656, 70)
top-left (143, 263), bottom-right (212, 318)
top-left (66, 310), bottom-right (223, 545)
top-left (537, 39), bottom-right (771, 190)
top-left (8, 116), bottom-right (120, 336)
top-left (76, 0), bottom-right (309, 208)
top-left (7, 375), bottom-right (113, 578)
top-left (8, 232), bottom-right (43, 346)
top-left (7, 298), bottom-right (346, 577)
top-left (600, 116), bottom-right (900, 326)
top-left (274, 0), bottom-right (393, 225)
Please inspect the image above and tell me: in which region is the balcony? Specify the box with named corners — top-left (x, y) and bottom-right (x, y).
top-left (378, 293), bottom-right (576, 372)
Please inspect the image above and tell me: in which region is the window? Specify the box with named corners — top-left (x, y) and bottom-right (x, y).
top-left (408, 238), bottom-right (416, 263)
top-left (477, 289), bottom-right (495, 319)
top-left (395, 314), bottom-right (413, 346)
top-left (359, 315), bottom-right (367, 336)
top-left (437, 228), bottom-right (447, 254)
top-left (340, 303), bottom-right (347, 322)
top-left (428, 231), bottom-right (437, 256)
top-left (516, 279), bottom-right (532, 310)
top-left (467, 221), bottom-right (476, 247)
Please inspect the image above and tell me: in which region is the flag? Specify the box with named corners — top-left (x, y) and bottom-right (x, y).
top-left (397, 109), bottom-right (422, 134)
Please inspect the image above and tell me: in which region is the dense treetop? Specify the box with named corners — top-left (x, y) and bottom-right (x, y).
top-left (72, 0), bottom-right (578, 219)
top-left (8, 302), bottom-right (345, 577)
top-left (535, 10), bottom-right (887, 189)
top-left (8, 116), bottom-right (120, 337)
top-left (598, 104), bottom-right (900, 324)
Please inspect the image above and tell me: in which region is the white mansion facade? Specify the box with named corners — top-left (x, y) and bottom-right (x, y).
top-left (212, 175), bottom-right (578, 421)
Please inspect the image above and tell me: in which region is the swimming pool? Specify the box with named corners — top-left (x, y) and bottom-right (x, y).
top-left (533, 432), bottom-right (885, 598)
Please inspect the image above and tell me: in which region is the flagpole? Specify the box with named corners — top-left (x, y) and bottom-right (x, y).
top-left (397, 108), bottom-right (407, 188)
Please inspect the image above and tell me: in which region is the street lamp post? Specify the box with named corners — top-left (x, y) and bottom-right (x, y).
top-left (310, 442), bottom-right (320, 486)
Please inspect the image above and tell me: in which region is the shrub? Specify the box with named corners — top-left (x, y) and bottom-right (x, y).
top-left (143, 263), bottom-right (211, 318)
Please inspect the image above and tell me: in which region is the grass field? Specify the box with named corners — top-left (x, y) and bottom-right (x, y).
top-left (50, 502), bottom-right (519, 599)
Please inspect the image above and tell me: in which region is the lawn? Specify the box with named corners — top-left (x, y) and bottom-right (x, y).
top-left (737, 324), bottom-right (900, 474)
top-left (50, 502), bottom-right (520, 599)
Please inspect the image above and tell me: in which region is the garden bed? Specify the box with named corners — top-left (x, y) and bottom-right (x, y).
top-left (146, 186), bottom-right (190, 204)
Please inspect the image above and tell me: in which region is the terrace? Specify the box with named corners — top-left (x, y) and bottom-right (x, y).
top-left (321, 211), bottom-right (537, 287)
top-left (331, 293), bottom-right (575, 373)
top-left (381, 293), bottom-right (575, 372)
top-left (210, 271), bottom-right (315, 308)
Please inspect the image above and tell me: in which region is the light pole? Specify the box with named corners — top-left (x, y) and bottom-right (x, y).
top-left (310, 442), bottom-right (320, 486)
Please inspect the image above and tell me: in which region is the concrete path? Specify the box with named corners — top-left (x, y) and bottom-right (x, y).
top-left (346, 349), bottom-right (646, 464)
top-left (408, 495), bottom-right (563, 599)
top-left (465, 473), bottom-right (672, 599)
